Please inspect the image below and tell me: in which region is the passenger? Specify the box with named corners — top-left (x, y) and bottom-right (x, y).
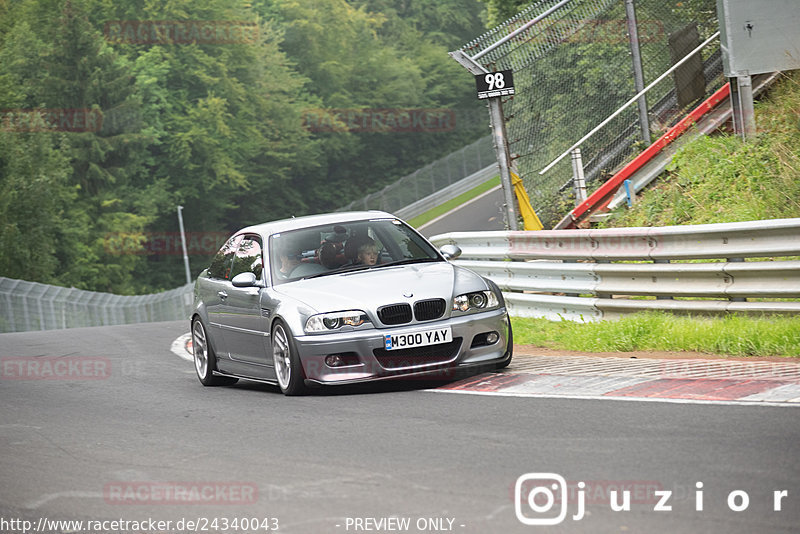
top-left (356, 238), bottom-right (379, 266)
top-left (318, 242), bottom-right (342, 269)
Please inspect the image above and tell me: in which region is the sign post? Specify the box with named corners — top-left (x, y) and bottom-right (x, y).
top-left (450, 50), bottom-right (518, 230)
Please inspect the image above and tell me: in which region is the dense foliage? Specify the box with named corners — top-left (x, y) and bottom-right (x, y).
top-left (0, 0), bottom-right (488, 293)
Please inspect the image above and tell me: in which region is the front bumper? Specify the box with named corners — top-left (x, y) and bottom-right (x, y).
top-left (294, 308), bottom-right (510, 385)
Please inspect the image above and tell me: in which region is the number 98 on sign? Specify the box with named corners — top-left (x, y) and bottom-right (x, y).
top-left (475, 69), bottom-right (515, 100)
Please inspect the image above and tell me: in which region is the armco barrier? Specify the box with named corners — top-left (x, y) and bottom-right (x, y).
top-left (2, 219), bottom-right (798, 331)
top-left (0, 278), bottom-right (194, 333)
top-left (430, 218), bottom-right (800, 321)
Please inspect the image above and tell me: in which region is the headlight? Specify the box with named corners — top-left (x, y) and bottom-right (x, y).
top-left (453, 290), bottom-right (499, 312)
top-left (305, 310), bottom-right (370, 333)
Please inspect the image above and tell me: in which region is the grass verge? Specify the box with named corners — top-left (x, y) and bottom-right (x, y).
top-left (511, 312), bottom-right (800, 358)
top-left (600, 71), bottom-right (800, 227)
top-left (407, 176), bottom-right (500, 228)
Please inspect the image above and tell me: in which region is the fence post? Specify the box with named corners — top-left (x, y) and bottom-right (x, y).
top-left (20, 281), bottom-right (32, 332)
top-left (625, 0), bottom-right (651, 145)
top-left (570, 148), bottom-right (588, 205)
top-left (461, 145), bottom-right (468, 182)
top-left (4, 279), bottom-right (21, 332)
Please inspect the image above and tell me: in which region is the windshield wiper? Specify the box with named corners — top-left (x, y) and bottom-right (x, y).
top-left (301, 264), bottom-right (370, 280)
top-left (375, 257), bottom-right (440, 268)
top-left (298, 258), bottom-right (439, 280)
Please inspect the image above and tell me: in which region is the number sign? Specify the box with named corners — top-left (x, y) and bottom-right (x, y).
top-left (475, 70), bottom-right (515, 100)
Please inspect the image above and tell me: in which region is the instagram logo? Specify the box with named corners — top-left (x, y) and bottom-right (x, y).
top-left (515, 473), bottom-right (575, 525)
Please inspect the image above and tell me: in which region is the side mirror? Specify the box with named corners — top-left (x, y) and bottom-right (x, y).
top-left (439, 244), bottom-right (462, 261)
top-left (231, 272), bottom-right (259, 288)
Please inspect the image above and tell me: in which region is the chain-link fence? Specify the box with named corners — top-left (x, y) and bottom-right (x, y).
top-left (0, 277), bottom-right (193, 333)
top-left (457, 0), bottom-right (722, 227)
top-left (339, 135), bottom-right (496, 214)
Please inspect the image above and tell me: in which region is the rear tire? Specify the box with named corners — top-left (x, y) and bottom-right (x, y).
top-left (272, 320), bottom-right (308, 396)
top-left (192, 319), bottom-right (238, 386)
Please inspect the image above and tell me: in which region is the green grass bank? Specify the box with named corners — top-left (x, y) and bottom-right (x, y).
top-left (512, 313), bottom-right (800, 358)
top-left (513, 72), bottom-right (800, 358)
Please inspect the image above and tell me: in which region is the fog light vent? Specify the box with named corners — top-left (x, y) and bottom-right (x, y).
top-left (470, 331), bottom-right (500, 348)
top-left (325, 353), bottom-right (360, 367)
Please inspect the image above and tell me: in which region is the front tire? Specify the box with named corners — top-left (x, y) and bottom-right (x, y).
top-left (272, 320), bottom-right (308, 396)
top-left (496, 316), bottom-right (513, 370)
top-left (192, 319), bottom-right (238, 386)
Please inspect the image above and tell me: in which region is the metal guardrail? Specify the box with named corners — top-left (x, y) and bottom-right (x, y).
top-left (3, 219), bottom-right (798, 331)
top-left (0, 278), bottom-right (194, 333)
top-left (339, 135), bottom-right (496, 215)
top-left (430, 218), bottom-right (800, 321)
top-left (395, 163), bottom-right (498, 221)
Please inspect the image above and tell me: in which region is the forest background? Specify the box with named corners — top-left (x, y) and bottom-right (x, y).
top-left (0, 0), bottom-right (505, 293)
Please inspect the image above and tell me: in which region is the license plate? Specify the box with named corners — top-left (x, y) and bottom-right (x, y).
top-left (383, 326), bottom-right (453, 351)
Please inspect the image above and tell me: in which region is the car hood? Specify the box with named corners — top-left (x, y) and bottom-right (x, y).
top-left (274, 261), bottom-right (487, 314)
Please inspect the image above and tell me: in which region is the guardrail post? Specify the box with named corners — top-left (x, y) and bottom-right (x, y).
top-left (564, 260), bottom-right (580, 297)
top-left (727, 257), bottom-right (747, 302)
top-left (654, 259), bottom-right (673, 300)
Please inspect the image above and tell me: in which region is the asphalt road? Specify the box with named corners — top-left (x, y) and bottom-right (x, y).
top-left (1, 322), bottom-right (799, 534)
top-left (418, 186), bottom-right (506, 237)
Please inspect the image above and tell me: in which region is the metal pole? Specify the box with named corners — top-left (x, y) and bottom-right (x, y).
top-left (488, 97), bottom-right (519, 230)
top-left (732, 74), bottom-right (756, 141)
top-left (449, 50), bottom-right (518, 230)
top-left (570, 148), bottom-right (587, 205)
top-left (176, 205), bottom-right (191, 285)
top-left (625, 0), bottom-right (651, 145)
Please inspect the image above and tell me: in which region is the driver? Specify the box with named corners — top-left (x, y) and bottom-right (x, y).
top-left (276, 241), bottom-right (302, 278)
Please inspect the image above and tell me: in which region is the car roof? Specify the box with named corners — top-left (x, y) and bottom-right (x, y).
top-left (237, 211), bottom-right (398, 237)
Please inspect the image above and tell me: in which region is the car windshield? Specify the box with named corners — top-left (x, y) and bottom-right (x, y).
top-left (269, 218), bottom-right (441, 285)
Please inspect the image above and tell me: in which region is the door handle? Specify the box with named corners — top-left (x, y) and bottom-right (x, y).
top-left (218, 291), bottom-right (228, 299)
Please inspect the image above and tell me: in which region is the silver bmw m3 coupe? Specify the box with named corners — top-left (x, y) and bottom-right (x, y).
top-left (191, 211), bottom-right (512, 395)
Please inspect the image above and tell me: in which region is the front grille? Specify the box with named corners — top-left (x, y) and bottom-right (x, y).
top-left (414, 299), bottom-right (446, 321)
top-left (378, 303), bottom-right (412, 325)
top-left (373, 338), bottom-right (462, 369)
